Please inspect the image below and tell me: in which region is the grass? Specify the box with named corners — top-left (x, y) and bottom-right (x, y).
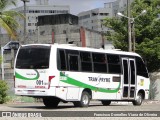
top-left (7, 95), bottom-right (36, 103)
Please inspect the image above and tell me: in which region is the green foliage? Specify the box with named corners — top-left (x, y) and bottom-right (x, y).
top-left (0, 0), bottom-right (17, 9)
top-left (0, 80), bottom-right (8, 104)
top-left (104, 0), bottom-right (160, 72)
top-left (0, 0), bottom-right (24, 39)
top-left (104, 17), bottom-right (128, 51)
top-left (7, 96), bottom-right (35, 103)
top-left (0, 56), bottom-right (2, 64)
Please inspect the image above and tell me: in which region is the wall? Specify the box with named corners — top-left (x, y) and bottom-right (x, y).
top-left (150, 72), bottom-right (160, 100)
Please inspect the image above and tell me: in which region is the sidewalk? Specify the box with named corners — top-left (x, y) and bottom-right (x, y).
top-left (111, 100), bottom-right (160, 105)
top-left (143, 100), bottom-right (160, 104)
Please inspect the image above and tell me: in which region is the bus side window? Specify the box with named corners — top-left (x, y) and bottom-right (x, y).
top-left (59, 49), bottom-right (67, 70)
top-left (92, 53), bottom-right (107, 73)
top-left (69, 55), bottom-right (79, 71)
top-left (107, 54), bottom-right (121, 74)
top-left (80, 52), bottom-right (92, 72)
top-left (136, 57), bottom-right (149, 78)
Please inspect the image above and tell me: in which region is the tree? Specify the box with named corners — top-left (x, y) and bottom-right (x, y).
top-left (0, 0), bottom-right (24, 39)
top-left (104, 0), bottom-right (160, 72)
top-left (0, 80), bottom-right (8, 104)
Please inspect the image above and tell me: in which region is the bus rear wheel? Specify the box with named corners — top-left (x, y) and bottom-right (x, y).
top-left (132, 93), bottom-right (143, 106)
top-left (73, 91), bottom-right (90, 107)
top-left (101, 100), bottom-right (111, 106)
top-left (43, 97), bottom-right (60, 108)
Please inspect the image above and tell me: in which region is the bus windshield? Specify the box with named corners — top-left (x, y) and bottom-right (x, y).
top-left (16, 45), bottom-right (51, 69)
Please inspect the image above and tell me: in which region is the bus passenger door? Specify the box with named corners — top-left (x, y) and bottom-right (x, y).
top-left (122, 58), bottom-right (136, 99)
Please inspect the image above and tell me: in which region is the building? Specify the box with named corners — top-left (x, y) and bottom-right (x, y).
top-left (36, 14), bottom-right (80, 45)
top-left (13, 0), bottom-right (70, 44)
top-left (118, 0), bottom-right (134, 13)
top-left (78, 0), bottom-right (135, 33)
top-left (78, 1), bottom-right (117, 32)
top-left (37, 13), bottom-right (106, 48)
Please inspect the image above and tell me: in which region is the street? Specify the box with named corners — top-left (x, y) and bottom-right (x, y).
top-left (0, 101), bottom-right (160, 120)
top-left (1, 101), bottom-right (160, 111)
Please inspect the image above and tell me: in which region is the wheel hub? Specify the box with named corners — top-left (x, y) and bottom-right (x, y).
top-left (82, 95), bottom-right (89, 105)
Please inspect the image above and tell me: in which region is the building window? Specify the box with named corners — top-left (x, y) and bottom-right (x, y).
top-left (29, 10), bottom-right (34, 13)
top-left (28, 29), bottom-right (31, 32)
top-left (35, 10), bottom-right (40, 13)
top-left (28, 23), bottom-right (31, 26)
top-left (45, 10), bottom-right (49, 13)
top-left (63, 30), bottom-right (66, 34)
top-left (92, 13), bottom-right (98, 16)
top-left (41, 10), bottom-right (45, 13)
top-left (104, 13), bottom-right (109, 16)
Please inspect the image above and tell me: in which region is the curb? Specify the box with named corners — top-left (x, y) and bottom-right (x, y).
top-left (143, 100), bottom-right (160, 104)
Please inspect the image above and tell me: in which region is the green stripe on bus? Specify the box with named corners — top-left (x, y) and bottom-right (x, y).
top-left (60, 72), bottom-right (120, 93)
top-left (15, 70), bottom-right (40, 80)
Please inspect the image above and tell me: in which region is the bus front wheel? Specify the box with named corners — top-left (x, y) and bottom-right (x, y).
top-left (43, 97), bottom-right (60, 108)
top-left (73, 91), bottom-right (90, 107)
top-left (101, 100), bottom-right (111, 106)
top-left (132, 93), bottom-right (143, 106)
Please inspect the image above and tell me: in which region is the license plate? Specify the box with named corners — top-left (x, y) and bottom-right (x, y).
top-left (27, 90), bottom-right (35, 94)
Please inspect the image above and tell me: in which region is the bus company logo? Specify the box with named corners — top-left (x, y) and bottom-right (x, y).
top-left (16, 69), bottom-right (40, 80)
top-left (2, 112), bottom-right (12, 117)
top-left (26, 73), bottom-right (36, 76)
top-left (88, 77), bottom-right (110, 82)
top-left (26, 71), bottom-right (37, 76)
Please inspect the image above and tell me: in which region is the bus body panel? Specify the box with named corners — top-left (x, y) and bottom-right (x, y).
top-left (14, 44), bottom-right (150, 104)
top-left (14, 44), bottom-right (58, 96)
top-left (55, 87), bottom-right (80, 101)
top-left (15, 69), bottom-right (49, 89)
top-left (136, 76), bottom-right (150, 99)
top-left (58, 71), bottom-right (121, 100)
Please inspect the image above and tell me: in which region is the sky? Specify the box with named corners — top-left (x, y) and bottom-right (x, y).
top-left (17, 0), bottom-right (116, 15)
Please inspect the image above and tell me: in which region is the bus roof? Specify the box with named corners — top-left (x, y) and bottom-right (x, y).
top-left (21, 44), bottom-right (141, 57)
top-left (53, 44), bottom-right (141, 57)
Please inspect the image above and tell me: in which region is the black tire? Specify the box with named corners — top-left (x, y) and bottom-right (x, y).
top-left (73, 101), bottom-right (80, 107)
top-left (43, 97), bottom-right (60, 108)
top-left (73, 91), bottom-right (91, 107)
top-left (132, 93), bottom-right (143, 106)
top-left (101, 100), bottom-right (111, 106)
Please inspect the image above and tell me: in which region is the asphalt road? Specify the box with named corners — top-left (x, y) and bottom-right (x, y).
top-left (0, 101), bottom-right (160, 120)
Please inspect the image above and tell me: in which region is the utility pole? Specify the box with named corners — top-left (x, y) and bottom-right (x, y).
top-left (127, 0), bottom-right (132, 52)
top-left (23, 0), bottom-right (26, 44)
top-left (118, 3), bottom-right (147, 53)
top-left (1, 47), bottom-right (4, 80)
top-left (131, 20), bottom-right (135, 52)
top-left (21, 0), bottom-right (30, 44)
